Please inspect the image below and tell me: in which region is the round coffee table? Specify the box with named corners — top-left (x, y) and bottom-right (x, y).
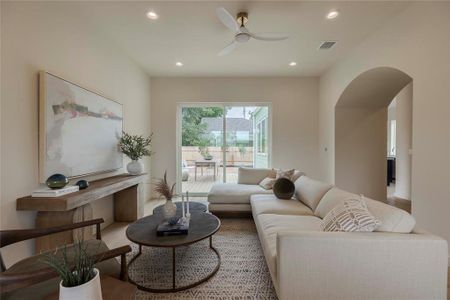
top-left (152, 201), bottom-right (207, 216)
top-left (126, 212), bottom-right (221, 293)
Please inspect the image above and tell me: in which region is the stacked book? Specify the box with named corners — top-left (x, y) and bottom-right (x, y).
top-left (156, 218), bottom-right (189, 236)
top-left (31, 185), bottom-right (79, 197)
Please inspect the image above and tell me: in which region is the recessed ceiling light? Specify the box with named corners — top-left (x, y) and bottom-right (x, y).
top-left (146, 11), bottom-right (159, 20)
top-left (289, 62), bottom-right (297, 67)
top-left (175, 62), bottom-right (183, 67)
top-left (326, 10), bottom-right (339, 19)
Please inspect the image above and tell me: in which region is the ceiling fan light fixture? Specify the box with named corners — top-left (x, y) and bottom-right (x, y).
top-left (289, 62), bottom-right (297, 67)
top-left (235, 33), bottom-right (251, 43)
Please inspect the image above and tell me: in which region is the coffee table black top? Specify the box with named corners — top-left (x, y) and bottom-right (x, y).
top-left (153, 201), bottom-right (207, 216)
top-left (126, 212), bottom-right (220, 248)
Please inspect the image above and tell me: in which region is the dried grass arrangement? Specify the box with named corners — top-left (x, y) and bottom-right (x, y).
top-left (154, 171), bottom-right (176, 200)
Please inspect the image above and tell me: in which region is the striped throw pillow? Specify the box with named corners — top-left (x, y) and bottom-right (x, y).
top-left (321, 196), bottom-right (381, 232)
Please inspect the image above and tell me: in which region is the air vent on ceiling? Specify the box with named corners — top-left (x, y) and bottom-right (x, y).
top-left (318, 41), bottom-right (337, 50)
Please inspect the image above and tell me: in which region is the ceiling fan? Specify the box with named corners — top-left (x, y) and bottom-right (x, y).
top-left (216, 7), bottom-right (289, 56)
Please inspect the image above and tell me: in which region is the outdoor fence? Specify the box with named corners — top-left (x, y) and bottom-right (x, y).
top-left (182, 146), bottom-right (253, 167)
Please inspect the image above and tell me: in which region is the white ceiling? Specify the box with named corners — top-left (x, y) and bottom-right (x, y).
top-left (74, 1), bottom-right (411, 77)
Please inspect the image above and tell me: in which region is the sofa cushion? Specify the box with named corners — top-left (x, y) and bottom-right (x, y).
top-left (208, 183), bottom-right (272, 204)
top-left (238, 167), bottom-right (275, 185)
top-left (316, 187), bottom-right (416, 233)
top-left (294, 176), bottom-right (333, 210)
top-left (255, 214), bottom-right (322, 279)
top-left (315, 187), bottom-right (358, 218)
top-left (250, 194), bottom-right (314, 216)
top-left (365, 196), bottom-right (416, 233)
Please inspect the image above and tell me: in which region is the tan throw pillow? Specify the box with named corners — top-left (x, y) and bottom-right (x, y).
top-left (268, 168), bottom-right (277, 178)
top-left (276, 169), bottom-right (295, 180)
top-left (291, 170), bottom-right (305, 182)
top-left (259, 177), bottom-right (277, 190)
top-left (321, 196), bottom-right (381, 232)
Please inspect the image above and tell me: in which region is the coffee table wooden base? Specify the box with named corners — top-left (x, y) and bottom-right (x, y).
top-left (127, 236), bottom-right (221, 293)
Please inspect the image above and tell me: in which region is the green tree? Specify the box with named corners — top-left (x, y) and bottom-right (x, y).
top-left (182, 107), bottom-right (224, 146)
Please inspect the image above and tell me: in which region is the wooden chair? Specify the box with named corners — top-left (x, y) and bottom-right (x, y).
top-left (0, 218), bottom-right (131, 299)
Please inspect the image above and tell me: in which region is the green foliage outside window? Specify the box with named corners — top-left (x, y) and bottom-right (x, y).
top-left (182, 107), bottom-right (224, 146)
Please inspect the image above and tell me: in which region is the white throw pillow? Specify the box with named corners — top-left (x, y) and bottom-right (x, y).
top-left (259, 177), bottom-right (277, 190)
top-left (321, 196), bottom-right (381, 232)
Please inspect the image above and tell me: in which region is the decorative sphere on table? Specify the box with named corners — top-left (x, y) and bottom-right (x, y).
top-left (75, 179), bottom-right (89, 190)
top-left (46, 174), bottom-right (69, 189)
top-left (273, 178), bottom-right (295, 200)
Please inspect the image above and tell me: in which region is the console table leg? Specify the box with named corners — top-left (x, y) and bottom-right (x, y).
top-left (35, 204), bottom-right (93, 253)
top-left (172, 247), bottom-right (176, 289)
top-left (114, 184), bottom-right (144, 222)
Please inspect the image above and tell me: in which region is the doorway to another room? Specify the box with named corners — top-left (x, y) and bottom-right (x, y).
top-left (334, 67), bottom-right (412, 212)
top-left (177, 104), bottom-right (271, 196)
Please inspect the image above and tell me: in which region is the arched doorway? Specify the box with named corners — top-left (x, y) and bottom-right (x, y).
top-left (334, 67), bottom-right (413, 203)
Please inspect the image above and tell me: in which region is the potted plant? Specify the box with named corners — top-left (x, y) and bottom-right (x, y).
top-left (43, 241), bottom-right (102, 300)
top-left (154, 171), bottom-right (177, 221)
top-left (118, 131), bottom-right (153, 175)
top-left (198, 145), bottom-right (213, 160)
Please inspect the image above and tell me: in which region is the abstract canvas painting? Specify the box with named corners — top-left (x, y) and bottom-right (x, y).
top-left (39, 72), bottom-right (123, 181)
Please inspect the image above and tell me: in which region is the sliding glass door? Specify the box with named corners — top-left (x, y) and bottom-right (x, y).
top-left (178, 104), bottom-right (270, 195)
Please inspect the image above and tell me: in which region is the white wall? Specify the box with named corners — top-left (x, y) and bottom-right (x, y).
top-left (150, 77), bottom-right (319, 186)
top-left (1, 2), bottom-right (152, 265)
top-left (335, 107), bottom-right (387, 201)
top-left (395, 83), bottom-right (413, 200)
top-left (318, 2), bottom-right (450, 254)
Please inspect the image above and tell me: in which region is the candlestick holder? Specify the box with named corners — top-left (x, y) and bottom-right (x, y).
top-left (186, 191), bottom-right (191, 219)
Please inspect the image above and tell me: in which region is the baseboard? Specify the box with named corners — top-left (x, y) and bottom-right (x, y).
top-left (393, 195), bottom-right (411, 202)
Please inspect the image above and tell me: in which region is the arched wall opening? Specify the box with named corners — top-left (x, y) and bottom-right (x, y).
top-left (334, 67), bottom-right (413, 202)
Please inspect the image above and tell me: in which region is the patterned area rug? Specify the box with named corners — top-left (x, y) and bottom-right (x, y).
top-left (127, 218), bottom-right (278, 299)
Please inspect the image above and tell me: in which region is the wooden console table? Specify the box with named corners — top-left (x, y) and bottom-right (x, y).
top-left (17, 174), bottom-right (146, 253)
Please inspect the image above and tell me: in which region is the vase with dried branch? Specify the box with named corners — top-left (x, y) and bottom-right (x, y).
top-left (154, 171), bottom-right (177, 221)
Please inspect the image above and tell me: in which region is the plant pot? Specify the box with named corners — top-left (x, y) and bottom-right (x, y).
top-left (59, 268), bottom-right (102, 300)
top-left (163, 198), bottom-right (177, 221)
top-left (127, 160), bottom-right (144, 175)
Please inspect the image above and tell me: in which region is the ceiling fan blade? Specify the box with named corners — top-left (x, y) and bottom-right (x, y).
top-left (250, 32), bottom-right (289, 41)
top-left (216, 7), bottom-right (239, 32)
top-left (218, 41), bottom-right (238, 56)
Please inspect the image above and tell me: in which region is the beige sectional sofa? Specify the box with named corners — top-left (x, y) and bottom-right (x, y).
top-left (208, 167), bottom-right (448, 300)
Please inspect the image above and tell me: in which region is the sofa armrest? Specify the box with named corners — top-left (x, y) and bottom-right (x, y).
top-left (237, 167), bottom-right (273, 184)
top-left (276, 231), bottom-right (448, 300)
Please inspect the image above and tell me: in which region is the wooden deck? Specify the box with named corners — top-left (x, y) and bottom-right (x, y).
top-left (182, 167), bottom-right (238, 194)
